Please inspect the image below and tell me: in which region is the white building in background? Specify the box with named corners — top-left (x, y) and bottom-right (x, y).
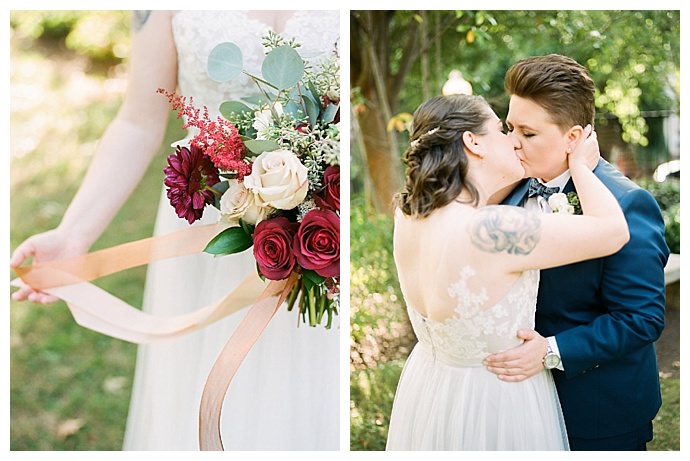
top-left (442, 70), bottom-right (472, 95)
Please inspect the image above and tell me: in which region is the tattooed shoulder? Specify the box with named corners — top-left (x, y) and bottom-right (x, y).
top-left (470, 205), bottom-right (541, 255)
top-left (132, 11), bottom-right (152, 32)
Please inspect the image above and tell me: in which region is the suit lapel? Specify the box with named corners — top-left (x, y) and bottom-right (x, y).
top-left (503, 179), bottom-right (530, 207)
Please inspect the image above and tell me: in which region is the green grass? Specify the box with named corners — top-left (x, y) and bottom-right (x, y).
top-left (10, 32), bottom-right (184, 450)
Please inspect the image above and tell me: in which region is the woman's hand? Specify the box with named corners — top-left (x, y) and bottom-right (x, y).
top-left (10, 229), bottom-right (90, 304)
top-left (567, 125), bottom-right (600, 171)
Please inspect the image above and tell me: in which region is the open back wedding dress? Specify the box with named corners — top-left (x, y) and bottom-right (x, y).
top-left (122, 10), bottom-right (340, 450)
top-left (386, 267), bottom-right (569, 450)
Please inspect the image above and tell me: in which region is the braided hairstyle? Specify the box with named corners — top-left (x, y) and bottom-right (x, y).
top-left (396, 94), bottom-right (491, 218)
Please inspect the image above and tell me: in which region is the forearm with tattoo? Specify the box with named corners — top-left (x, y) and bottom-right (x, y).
top-left (470, 206), bottom-right (541, 255)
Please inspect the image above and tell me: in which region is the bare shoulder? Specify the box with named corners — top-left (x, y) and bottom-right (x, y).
top-left (469, 205), bottom-right (541, 255)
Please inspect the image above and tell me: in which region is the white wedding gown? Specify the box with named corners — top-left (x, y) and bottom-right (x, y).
top-left (123, 11), bottom-right (340, 450)
top-left (386, 267), bottom-right (569, 450)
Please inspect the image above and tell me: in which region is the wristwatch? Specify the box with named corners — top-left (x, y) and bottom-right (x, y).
top-left (543, 341), bottom-right (561, 370)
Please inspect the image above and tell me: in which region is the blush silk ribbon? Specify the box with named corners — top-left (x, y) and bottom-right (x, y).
top-left (10, 223), bottom-right (297, 450)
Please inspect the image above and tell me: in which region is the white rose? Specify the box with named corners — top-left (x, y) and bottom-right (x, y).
top-left (243, 149), bottom-right (309, 210)
top-left (548, 192), bottom-right (575, 215)
top-left (252, 102), bottom-right (283, 140)
top-left (219, 180), bottom-right (267, 225)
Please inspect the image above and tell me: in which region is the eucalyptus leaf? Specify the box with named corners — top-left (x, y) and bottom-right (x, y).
top-left (207, 42), bottom-right (243, 83)
top-left (219, 101), bottom-right (253, 119)
top-left (242, 95), bottom-right (269, 106)
top-left (308, 81), bottom-right (321, 105)
top-left (204, 226), bottom-right (253, 256)
top-left (244, 139), bottom-right (281, 154)
top-left (321, 103), bottom-right (339, 124)
top-left (284, 99), bottom-right (302, 119)
top-left (303, 95), bottom-right (319, 128)
top-left (262, 45), bottom-right (304, 90)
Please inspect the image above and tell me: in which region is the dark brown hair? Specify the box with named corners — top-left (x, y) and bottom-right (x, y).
top-left (505, 54), bottom-right (595, 131)
top-left (396, 94), bottom-right (491, 218)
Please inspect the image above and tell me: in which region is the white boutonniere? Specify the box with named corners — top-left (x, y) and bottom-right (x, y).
top-left (548, 192), bottom-right (582, 215)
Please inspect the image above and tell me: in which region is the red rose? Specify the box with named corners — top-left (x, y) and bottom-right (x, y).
top-left (252, 217), bottom-right (298, 280)
top-left (314, 165), bottom-right (340, 212)
top-left (294, 209), bottom-right (340, 278)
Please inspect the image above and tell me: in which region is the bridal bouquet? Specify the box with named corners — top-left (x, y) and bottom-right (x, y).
top-left (159, 32), bottom-right (340, 328)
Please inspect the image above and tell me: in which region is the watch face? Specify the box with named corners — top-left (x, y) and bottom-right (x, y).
top-left (544, 354), bottom-right (560, 369)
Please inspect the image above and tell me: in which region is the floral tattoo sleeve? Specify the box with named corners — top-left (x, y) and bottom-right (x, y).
top-left (470, 206), bottom-right (541, 255)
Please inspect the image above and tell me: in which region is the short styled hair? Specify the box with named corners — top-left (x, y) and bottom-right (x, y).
top-left (505, 54), bottom-right (595, 132)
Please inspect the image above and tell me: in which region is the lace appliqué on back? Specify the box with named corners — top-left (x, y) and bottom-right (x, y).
top-left (408, 267), bottom-right (539, 366)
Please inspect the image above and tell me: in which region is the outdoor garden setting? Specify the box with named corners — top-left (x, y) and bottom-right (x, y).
top-left (10, 11), bottom-right (184, 449)
top-left (350, 10), bottom-right (679, 451)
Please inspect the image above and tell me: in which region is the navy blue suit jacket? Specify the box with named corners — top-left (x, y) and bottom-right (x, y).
top-left (503, 159), bottom-right (669, 439)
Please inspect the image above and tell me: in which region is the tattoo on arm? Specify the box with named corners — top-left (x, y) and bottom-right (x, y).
top-left (470, 206), bottom-right (541, 255)
top-left (132, 10), bottom-right (151, 32)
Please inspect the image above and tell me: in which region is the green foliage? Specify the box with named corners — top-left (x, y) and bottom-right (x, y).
top-left (385, 11), bottom-right (679, 144)
top-left (637, 178), bottom-right (681, 253)
top-left (10, 11), bottom-right (131, 63)
top-left (350, 197), bottom-right (415, 449)
top-left (350, 361), bottom-right (404, 451)
top-left (203, 226), bottom-right (254, 256)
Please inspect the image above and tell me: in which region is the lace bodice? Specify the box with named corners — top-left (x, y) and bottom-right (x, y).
top-left (408, 267), bottom-right (539, 367)
top-left (172, 10), bottom-right (339, 117)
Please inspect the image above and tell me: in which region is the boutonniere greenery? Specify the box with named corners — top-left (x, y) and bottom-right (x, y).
top-left (548, 192), bottom-right (582, 215)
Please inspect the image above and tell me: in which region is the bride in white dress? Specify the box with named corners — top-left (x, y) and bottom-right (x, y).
top-left (11, 11), bottom-right (339, 451)
top-left (386, 94), bottom-right (628, 450)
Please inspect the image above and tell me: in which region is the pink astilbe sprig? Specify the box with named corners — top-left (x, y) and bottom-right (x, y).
top-left (157, 88), bottom-right (251, 179)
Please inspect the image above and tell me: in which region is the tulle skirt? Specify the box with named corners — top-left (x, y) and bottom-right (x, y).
top-left (122, 190), bottom-right (339, 450)
top-left (386, 344), bottom-right (569, 451)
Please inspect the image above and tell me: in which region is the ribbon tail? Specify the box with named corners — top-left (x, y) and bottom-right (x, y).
top-left (198, 273), bottom-right (298, 451)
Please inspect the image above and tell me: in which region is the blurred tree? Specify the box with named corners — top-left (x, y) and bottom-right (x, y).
top-left (351, 10), bottom-right (680, 211)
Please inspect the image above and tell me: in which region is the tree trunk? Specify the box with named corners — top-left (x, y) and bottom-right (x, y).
top-left (350, 11), bottom-right (405, 214)
top-left (355, 101), bottom-right (402, 212)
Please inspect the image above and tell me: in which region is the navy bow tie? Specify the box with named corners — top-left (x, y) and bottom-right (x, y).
top-left (527, 178), bottom-right (560, 201)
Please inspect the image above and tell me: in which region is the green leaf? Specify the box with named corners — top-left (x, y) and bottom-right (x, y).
top-left (321, 103), bottom-right (339, 124)
top-left (303, 95), bottom-right (319, 128)
top-left (244, 139), bottom-right (280, 154)
top-left (242, 95), bottom-right (269, 106)
top-left (283, 99), bottom-right (302, 119)
top-left (204, 226), bottom-right (253, 256)
top-left (207, 42), bottom-right (243, 83)
top-left (261, 45), bottom-right (304, 90)
top-left (211, 180), bottom-right (230, 209)
top-left (219, 100), bottom-right (253, 119)
top-left (239, 219), bottom-right (255, 237)
top-left (302, 269), bottom-right (326, 289)
top-left (308, 81), bottom-right (321, 105)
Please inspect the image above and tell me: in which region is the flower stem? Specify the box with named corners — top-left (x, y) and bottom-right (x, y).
top-left (316, 289), bottom-right (326, 324)
top-left (286, 282), bottom-right (300, 312)
top-left (204, 185), bottom-right (223, 196)
top-left (308, 286), bottom-right (316, 327)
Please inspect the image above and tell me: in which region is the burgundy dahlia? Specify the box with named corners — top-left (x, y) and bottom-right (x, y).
top-left (164, 144), bottom-right (220, 224)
